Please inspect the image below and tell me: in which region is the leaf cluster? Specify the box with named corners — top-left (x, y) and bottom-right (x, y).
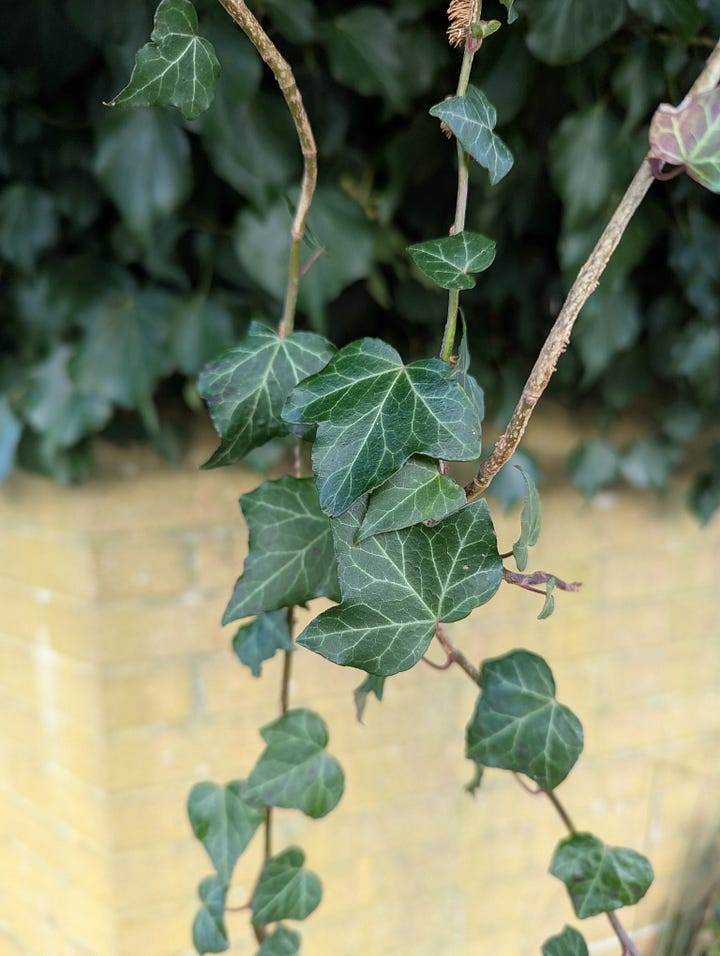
top-left (1, 0), bottom-right (719, 516)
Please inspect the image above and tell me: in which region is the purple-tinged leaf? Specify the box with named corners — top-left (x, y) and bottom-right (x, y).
top-left (649, 88), bottom-right (720, 193)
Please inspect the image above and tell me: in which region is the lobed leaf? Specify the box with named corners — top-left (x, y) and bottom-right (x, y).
top-left (466, 650), bottom-right (583, 790)
top-left (257, 926), bottom-right (302, 955)
top-left (358, 456), bottom-right (466, 540)
top-left (297, 497), bottom-right (502, 676)
top-left (187, 781), bottom-right (265, 884)
top-left (550, 832), bottom-right (654, 918)
top-left (283, 338), bottom-right (482, 516)
top-left (232, 610), bottom-right (293, 678)
top-left (245, 709), bottom-right (345, 819)
top-left (198, 321), bottom-right (335, 468)
top-left (429, 86), bottom-right (513, 184)
top-left (192, 876), bottom-right (228, 954)
top-left (109, 0), bottom-right (221, 120)
top-left (407, 231), bottom-right (496, 290)
top-left (649, 88), bottom-right (720, 193)
top-left (223, 477), bottom-right (340, 624)
top-left (512, 465), bottom-right (542, 572)
top-left (542, 926), bottom-right (589, 956)
top-left (252, 846), bottom-right (322, 926)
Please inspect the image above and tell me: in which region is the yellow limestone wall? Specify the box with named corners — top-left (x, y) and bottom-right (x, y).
top-left (0, 409), bottom-right (718, 956)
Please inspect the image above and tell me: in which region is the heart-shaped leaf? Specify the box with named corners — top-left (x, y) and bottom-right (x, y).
top-left (649, 88), bottom-right (720, 193)
top-left (198, 321), bottom-right (335, 468)
top-left (283, 338), bottom-right (482, 516)
top-left (187, 781), bottom-right (265, 884)
top-left (512, 465), bottom-right (542, 571)
top-left (252, 846), bottom-right (322, 926)
top-left (550, 832), bottom-right (654, 918)
top-left (257, 926), bottom-right (302, 955)
top-left (232, 610), bottom-right (293, 678)
top-left (542, 926), bottom-right (589, 956)
top-left (297, 497), bottom-right (502, 676)
top-left (223, 477), bottom-right (340, 624)
top-left (192, 876), bottom-right (228, 954)
top-left (429, 86), bottom-right (513, 184)
top-left (245, 709), bottom-right (344, 819)
top-left (408, 231), bottom-right (496, 290)
top-left (358, 457), bottom-right (466, 540)
top-left (466, 650), bottom-right (583, 790)
top-left (109, 0), bottom-right (221, 120)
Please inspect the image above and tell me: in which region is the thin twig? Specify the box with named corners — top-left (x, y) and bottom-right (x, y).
top-left (607, 910), bottom-right (642, 956)
top-left (217, 0), bottom-right (317, 338)
top-left (434, 622), bottom-right (481, 684)
top-left (465, 36), bottom-right (720, 501)
top-left (543, 788), bottom-right (577, 836)
top-left (422, 652), bottom-right (455, 671)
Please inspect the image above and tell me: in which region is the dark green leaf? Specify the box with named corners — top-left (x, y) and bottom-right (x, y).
top-left (0, 183), bottom-right (58, 270)
top-left (500, 0), bottom-right (519, 23)
top-left (257, 926), bottom-right (302, 956)
top-left (575, 288), bottom-right (642, 384)
top-left (550, 833), bottom-right (654, 918)
top-left (464, 761), bottom-right (484, 795)
top-left (252, 846), bottom-right (322, 925)
top-left (192, 876), bottom-right (228, 954)
top-left (353, 673), bottom-right (385, 722)
top-left (283, 338), bottom-right (482, 516)
top-left (167, 294), bottom-right (235, 376)
top-left (222, 476), bottom-right (340, 624)
top-left (73, 288), bottom-right (175, 429)
top-left (689, 466), bottom-right (720, 526)
top-left (188, 781), bottom-right (265, 884)
top-left (358, 457), bottom-right (466, 540)
top-left (627, 0), bottom-right (703, 40)
top-left (542, 925), bottom-right (589, 956)
top-left (264, 0), bottom-right (317, 42)
top-left (649, 89), bottom-right (720, 193)
top-left (93, 107), bottom-right (192, 236)
top-left (297, 497), bottom-right (502, 676)
top-left (245, 709), bottom-right (344, 819)
top-left (21, 347), bottom-right (112, 450)
top-left (407, 231), bottom-right (496, 290)
top-left (109, 0), bottom-right (221, 120)
top-left (0, 397), bottom-right (21, 479)
top-left (232, 610), bottom-right (293, 678)
top-left (198, 321), bottom-right (335, 468)
top-left (429, 86), bottom-right (513, 185)
top-left (512, 465), bottom-right (541, 572)
top-left (524, 0), bottom-right (626, 64)
top-left (466, 650), bottom-right (583, 790)
top-left (567, 440), bottom-right (621, 497)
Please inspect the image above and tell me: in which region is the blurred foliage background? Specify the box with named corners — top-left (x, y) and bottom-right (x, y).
top-left (1, 0), bottom-right (719, 517)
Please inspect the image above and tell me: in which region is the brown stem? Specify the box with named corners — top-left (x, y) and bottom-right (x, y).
top-left (607, 910), bottom-right (642, 956)
top-left (434, 622), bottom-right (481, 684)
top-left (465, 36), bottom-right (720, 501)
top-left (422, 652), bottom-right (455, 671)
top-left (216, 0), bottom-right (317, 338)
top-left (543, 788), bottom-right (577, 835)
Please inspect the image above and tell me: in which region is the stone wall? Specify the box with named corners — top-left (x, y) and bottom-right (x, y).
top-left (0, 411), bottom-right (718, 956)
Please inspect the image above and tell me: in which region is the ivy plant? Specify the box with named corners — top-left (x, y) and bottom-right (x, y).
top-left (114, 0), bottom-right (720, 953)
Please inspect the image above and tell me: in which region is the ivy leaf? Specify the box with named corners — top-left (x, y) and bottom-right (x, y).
top-left (649, 89), bottom-right (720, 193)
top-left (109, 0), bottom-right (220, 120)
top-left (523, 0), bottom-right (626, 65)
top-left (198, 322), bottom-right (335, 468)
top-left (0, 183), bottom-right (58, 271)
top-left (407, 231), bottom-right (496, 290)
top-left (187, 781), bottom-right (265, 884)
top-left (429, 86), bottom-right (513, 185)
top-left (192, 876), bottom-right (228, 954)
top-left (0, 397), bottom-right (21, 479)
top-left (257, 926), bottom-right (302, 956)
top-left (451, 319), bottom-right (485, 422)
top-left (283, 338), bottom-right (482, 516)
top-left (512, 465), bottom-right (541, 572)
top-left (627, 0), bottom-right (703, 41)
top-left (500, 0), bottom-right (519, 23)
top-left (550, 833), bottom-right (654, 918)
top-left (252, 847), bottom-right (322, 926)
top-left (232, 610), bottom-right (293, 678)
top-left (567, 440), bottom-right (621, 497)
top-left (93, 106), bottom-right (192, 237)
top-left (358, 457), bottom-right (467, 540)
top-left (297, 497), bottom-right (502, 677)
top-left (222, 477), bottom-right (340, 624)
top-left (353, 673), bottom-right (385, 722)
top-left (466, 650), bottom-right (583, 791)
top-left (245, 709), bottom-right (344, 819)
top-left (542, 926), bottom-right (589, 956)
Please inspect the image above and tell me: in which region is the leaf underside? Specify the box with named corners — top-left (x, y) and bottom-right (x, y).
top-left (512, 464), bottom-right (542, 571)
top-left (429, 86), bottom-right (513, 184)
top-left (649, 89), bottom-right (720, 193)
